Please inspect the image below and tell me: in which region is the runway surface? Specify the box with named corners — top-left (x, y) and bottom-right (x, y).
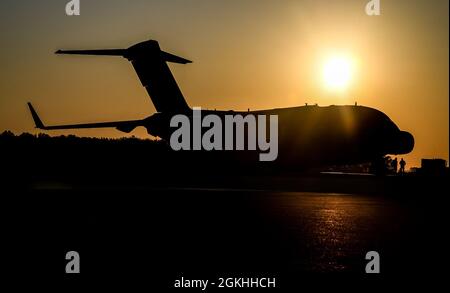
top-left (3, 185), bottom-right (447, 289)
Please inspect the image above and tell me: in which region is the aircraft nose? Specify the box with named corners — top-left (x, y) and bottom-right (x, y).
top-left (392, 131), bottom-right (414, 154)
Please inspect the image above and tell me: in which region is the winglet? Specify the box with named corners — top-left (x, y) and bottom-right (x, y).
top-left (27, 102), bottom-right (45, 129)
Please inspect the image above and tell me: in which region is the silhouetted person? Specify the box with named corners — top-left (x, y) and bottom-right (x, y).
top-left (399, 158), bottom-right (406, 174)
top-left (391, 158), bottom-right (398, 174)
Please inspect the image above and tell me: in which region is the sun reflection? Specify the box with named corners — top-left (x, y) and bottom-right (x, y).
top-left (274, 192), bottom-right (380, 272)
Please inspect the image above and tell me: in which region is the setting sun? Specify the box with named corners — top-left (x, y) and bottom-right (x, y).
top-left (322, 56), bottom-right (353, 91)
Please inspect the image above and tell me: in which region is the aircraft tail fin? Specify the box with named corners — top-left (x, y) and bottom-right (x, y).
top-left (55, 40), bottom-right (192, 113)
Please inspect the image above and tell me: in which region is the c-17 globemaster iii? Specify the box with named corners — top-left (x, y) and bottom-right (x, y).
top-left (28, 39), bottom-right (414, 168)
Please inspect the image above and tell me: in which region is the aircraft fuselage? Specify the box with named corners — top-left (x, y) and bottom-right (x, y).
top-left (141, 104), bottom-right (414, 167)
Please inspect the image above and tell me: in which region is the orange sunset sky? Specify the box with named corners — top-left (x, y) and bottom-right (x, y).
top-left (0, 0), bottom-right (448, 168)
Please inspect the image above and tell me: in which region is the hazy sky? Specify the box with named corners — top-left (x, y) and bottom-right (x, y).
top-left (0, 0), bottom-right (448, 168)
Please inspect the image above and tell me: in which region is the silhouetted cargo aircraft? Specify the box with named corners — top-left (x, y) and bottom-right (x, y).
top-left (28, 39), bottom-right (414, 167)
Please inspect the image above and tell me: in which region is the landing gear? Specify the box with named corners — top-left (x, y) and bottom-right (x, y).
top-left (370, 156), bottom-right (388, 176)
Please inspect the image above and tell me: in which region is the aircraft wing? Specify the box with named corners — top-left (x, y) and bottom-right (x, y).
top-left (27, 102), bottom-right (142, 133)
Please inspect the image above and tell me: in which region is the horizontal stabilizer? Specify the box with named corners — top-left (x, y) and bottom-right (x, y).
top-left (55, 49), bottom-right (126, 56)
top-left (161, 51), bottom-right (192, 64)
top-left (55, 40), bottom-right (192, 64)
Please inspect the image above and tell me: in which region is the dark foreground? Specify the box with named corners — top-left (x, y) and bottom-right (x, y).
top-left (1, 133), bottom-right (449, 290)
top-left (2, 179), bottom-right (449, 290)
